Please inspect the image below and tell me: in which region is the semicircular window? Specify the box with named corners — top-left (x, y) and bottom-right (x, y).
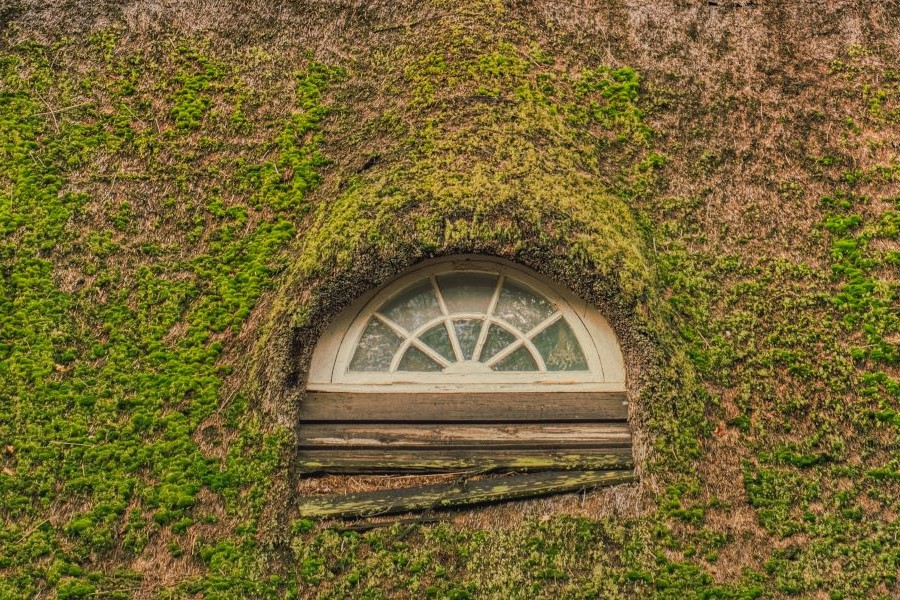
top-left (309, 258), bottom-right (624, 388)
top-left (350, 273), bottom-right (588, 374)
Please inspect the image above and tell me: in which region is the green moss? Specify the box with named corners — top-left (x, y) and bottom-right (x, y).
top-left (167, 46), bottom-right (222, 130)
top-left (822, 185), bottom-right (899, 365)
top-left (292, 42), bottom-right (654, 305)
top-left (0, 35), bottom-right (337, 598)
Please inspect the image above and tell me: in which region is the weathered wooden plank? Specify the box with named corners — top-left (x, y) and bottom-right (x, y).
top-left (297, 448), bottom-right (633, 473)
top-left (298, 470), bottom-right (636, 518)
top-left (298, 423), bottom-right (631, 448)
top-left (300, 391), bottom-right (628, 422)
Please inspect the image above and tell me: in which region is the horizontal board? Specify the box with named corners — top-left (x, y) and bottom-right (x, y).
top-left (298, 448), bottom-right (633, 474)
top-left (298, 423), bottom-right (631, 449)
top-left (298, 469), bottom-right (636, 518)
top-left (300, 391), bottom-right (628, 422)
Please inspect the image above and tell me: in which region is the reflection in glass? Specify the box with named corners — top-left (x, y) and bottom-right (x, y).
top-left (453, 319), bottom-right (482, 360)
top-left (481, 323), bottom-right (517, 362)
top-left (437, 273), bottom-right (497, 314)
top-left (533, 319), bottom-right (588, 371)
top-left (492, 347), bottom-right (539, 371)
top-left (494, 281), bottom-right (555, 332)
top-left (381, 281), bottom-right (441, 332)
top-left (420, 324), bottom-right (455, 362)
top-left (398, 346), bottom-right (442, 371)
top-left (349, 319), bottom-right (403, 371)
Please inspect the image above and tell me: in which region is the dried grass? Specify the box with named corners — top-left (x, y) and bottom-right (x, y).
top-left (130, 489), bottom-right (232, 599)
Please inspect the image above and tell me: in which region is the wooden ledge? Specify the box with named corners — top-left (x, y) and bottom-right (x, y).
top-left (298, 448), bottom-right (633, 474)
top-left (297, 469), bottom-right (636, 519)
top-left (300, 391), bottom-right (629, 422)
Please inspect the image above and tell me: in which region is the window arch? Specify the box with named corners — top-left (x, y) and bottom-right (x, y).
top-left (308, 257), bottom-right (625, 392)
top-left (299, 257), bottom-right (633, 517)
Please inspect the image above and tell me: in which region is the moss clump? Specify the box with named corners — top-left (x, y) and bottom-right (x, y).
top-left (168, 46), bottom-right (221, 130)
top-left (293, 42), bottom-right (654, 302)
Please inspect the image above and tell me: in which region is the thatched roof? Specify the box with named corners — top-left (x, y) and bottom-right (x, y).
top-left (1, 1), bottom-right (898, 597)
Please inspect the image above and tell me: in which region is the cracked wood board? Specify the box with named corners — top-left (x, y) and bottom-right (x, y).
top-left (298, 469), bottom-right (636, 518)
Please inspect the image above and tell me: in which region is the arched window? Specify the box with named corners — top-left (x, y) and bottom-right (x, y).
top-left (308, 257), bottom-right (625, 391)
top-left (300, 257), bottom-right (633, 517)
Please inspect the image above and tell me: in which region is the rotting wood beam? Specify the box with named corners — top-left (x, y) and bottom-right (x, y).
top-left (297, 470), bottom-right (636, 518)
top-left (298, 448), bottom-right (633, 474)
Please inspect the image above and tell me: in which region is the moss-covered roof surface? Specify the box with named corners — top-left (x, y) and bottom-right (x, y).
top-left (1, 1), bottom-right (898, 597)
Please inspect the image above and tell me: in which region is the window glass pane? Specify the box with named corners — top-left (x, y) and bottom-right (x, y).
top-left (494, 281), bottom-right (556, 332)
top-left (492, 346), bottom-right (539, 371)
top-left (349, 318), bottom-right (402, 371)
top-left (453, 319), bottom-right (482, 360)
top-left (381, 281), bottom-right (441, 332)
top-left (348, 270), bottom-right (595, 377)
top-left (419, 323), bottom-right (455, 362)
top-left (480, 323), bottom-right (516, 362)
top-left (398, 346), bottom-right (443, 371)
top-left (436, 273), bottom-right (497, 315)
top-left (533, 319), bottom-right (588, 371)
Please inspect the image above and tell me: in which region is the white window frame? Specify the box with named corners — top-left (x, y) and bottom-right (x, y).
top-left (307, 256), bottom-right (626, 393)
